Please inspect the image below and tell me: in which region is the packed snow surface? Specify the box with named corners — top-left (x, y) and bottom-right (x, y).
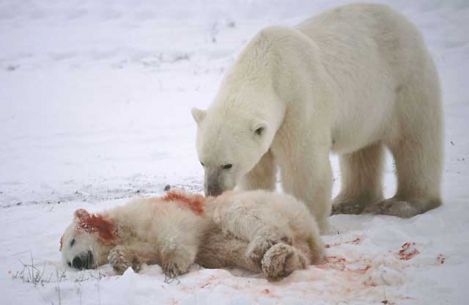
top-left (1, 1), bottom-right (468, 304)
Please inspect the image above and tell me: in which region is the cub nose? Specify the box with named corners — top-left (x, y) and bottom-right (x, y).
top-left (72, 256), bottom-right (83, 269)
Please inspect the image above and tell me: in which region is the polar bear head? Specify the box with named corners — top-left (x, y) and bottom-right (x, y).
top-left (191, 105), bottom-right (275, 196)
top-left (60, 209), bottom-right (116, 270)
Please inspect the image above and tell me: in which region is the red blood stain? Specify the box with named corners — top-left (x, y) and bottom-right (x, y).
top-left (75, 209), bottom-right (117, 245)
top-left (364, 277), bottom-right (378, 287)
top-left (436, 254), bottom-right (446, 264)
top-left (161, 190), bottom-right (205, 215)
top-left (354, 265), bottom-right (371, 274)
top-left (324, 256), bottom-right (347, 271)
top-left (320, 256), bottom-right (371, 275)
top-left (325, 236), bottom-right (363, 248)
top-left (398, 242), bottom-right (420, 260)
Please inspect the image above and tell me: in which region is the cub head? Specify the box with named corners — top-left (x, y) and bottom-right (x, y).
top-left (60, 209), bottom-right (116, 270)
top-left (192, 107), bottom-right (274, 196)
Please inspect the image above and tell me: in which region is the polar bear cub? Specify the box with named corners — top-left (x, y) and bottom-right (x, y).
top-left (192, 3), bottom-right (443, 231)
top-left (60, 190), bottom-right (324, 281)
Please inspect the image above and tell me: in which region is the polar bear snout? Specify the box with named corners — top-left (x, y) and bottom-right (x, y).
top-left (206, 183), bottom-right (223, 196)
top-left (205, 174), bottom-right (233, 196)
top-left (204, 166), bottom-right (238, 196)
top-left (204, 169), bottom-right (224, 196)
top-left (71, 250), bottom-right (93, 270)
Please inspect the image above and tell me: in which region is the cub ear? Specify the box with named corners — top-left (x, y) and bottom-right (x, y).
top-left (191, 108), bottom-right (207, 125)
top-left (74, 209), bottom-right (90, 221)
top-left (251, 121), bottom-right (268, 137)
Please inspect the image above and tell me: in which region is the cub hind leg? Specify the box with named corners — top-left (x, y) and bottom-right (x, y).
top-left (261, 243), bottom-right (309, 281)
top-left (196, 228), bottom-right (311, 281)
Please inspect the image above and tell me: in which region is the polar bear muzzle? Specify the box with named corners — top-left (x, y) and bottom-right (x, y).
top-left (205, 173), bottom-right (223, 196)
top-left (204, 167), bottom-right (235, 196)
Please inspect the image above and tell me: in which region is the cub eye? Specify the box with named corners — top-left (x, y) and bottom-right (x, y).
top-left (70, 239), bottom-right (75, 247)
top-left (200, 162), bottom-right (205, 167)
top-left (67, 262), bottom-right (71, 267)
top-left (222, 164), bottom-right (232, 170)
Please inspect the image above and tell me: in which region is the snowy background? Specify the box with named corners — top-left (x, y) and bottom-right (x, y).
top-left (0, 0), bottom-right (468, 304)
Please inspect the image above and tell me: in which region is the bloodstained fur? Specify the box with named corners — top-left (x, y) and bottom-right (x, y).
top-left (161, 190), bottom-right (206, 215)
top-left (75, 209), bottom-right (116, 244)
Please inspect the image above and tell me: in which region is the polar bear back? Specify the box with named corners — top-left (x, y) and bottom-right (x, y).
top-left (294, 3), bottom-right (437, 152)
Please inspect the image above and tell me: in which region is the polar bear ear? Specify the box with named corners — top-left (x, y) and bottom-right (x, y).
top-left (191, 108), bottom-right (207, 125)
top-left (251, 121), bottom-right (267, 137)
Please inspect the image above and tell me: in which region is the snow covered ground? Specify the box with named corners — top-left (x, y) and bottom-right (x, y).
top-left (1, 0), bottom-right (468, 304)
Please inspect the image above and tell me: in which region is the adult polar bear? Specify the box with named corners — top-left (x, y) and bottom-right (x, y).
top-left (192, 3), bottom-right (442, 231)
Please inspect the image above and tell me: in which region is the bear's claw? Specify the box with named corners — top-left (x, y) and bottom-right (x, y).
top-left (108, 246), bottom-right (141, 274)
top-left (261, 243), bottom-right (307, 281)
top-left (246, 232), bottom-right (292, 266)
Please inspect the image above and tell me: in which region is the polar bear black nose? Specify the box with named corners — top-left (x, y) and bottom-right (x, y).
top-left (206, 185), bottom-right (222, 196)
top-left (72, 256), bottom-right (83, 269)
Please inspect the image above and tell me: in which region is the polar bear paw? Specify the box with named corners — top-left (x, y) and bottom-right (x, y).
top-left (363, 199), bottom-right (421, 218)
top-left (331, 201), bottom-right (366, 215)
top-left (261, 243), bottom-right (307, 281)
top-left (246, 232), bottom-right (292, 266)
top-left (108, 246), bottom-right (141, 274)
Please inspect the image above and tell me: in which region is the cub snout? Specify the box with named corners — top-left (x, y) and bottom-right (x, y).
top-left (70, 250), bottom-right (94, 270)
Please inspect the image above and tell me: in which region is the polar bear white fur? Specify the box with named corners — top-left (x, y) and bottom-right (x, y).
top-left (192, 3), bottom-right (443, 230)
top-left (60, 190), bottom-right (324, 281)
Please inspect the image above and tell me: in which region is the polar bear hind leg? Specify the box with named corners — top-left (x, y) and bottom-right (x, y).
top-left (365, 78), bottom-right (443, 217)
top-left (369, 134), bottom-right (442, 217)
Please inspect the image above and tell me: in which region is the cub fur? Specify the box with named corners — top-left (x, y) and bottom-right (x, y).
top-left (60, 190), bottom-right (324, 281)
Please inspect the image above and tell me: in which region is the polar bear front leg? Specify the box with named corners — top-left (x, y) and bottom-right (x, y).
top-left (276, 143), bottom-right (332, 233)
top-left (238, 150), bottom-right (276, 191)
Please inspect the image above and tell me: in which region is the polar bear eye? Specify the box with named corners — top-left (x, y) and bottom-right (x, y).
top-left (254, 127), bottom-right (265, 136)
top-left (200, 162), bottom-right (205, 167)
top-left (70, 239), bottom-right (75, 247)
top-left (222, 164), bottom-right (232, 170)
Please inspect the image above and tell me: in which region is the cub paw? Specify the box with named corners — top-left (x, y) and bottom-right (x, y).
top-left (161, 261), bottom-right (184, 279)
top-left (108, 246), bottom-right (141, 274)
top-left (261, 243), bottom-right (307, 281)
top-left (246, 232), bottom-right (292, 266)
